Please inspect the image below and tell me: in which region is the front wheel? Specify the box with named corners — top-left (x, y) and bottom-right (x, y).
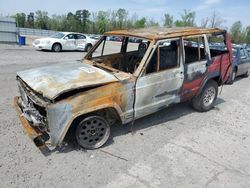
top-left (75, 115), bottom-right (110, 149)
top-left (192, 80), bottom-right (218, 112)
top-left (52, 43), bottom-right (61, 52)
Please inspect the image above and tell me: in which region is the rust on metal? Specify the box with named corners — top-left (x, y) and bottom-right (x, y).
top-left (105, 27), bottom-right (225, 40)
top-left (13, 97), bottom-right (43, 142)
top-left (13, 26), bottom-right (233, 150)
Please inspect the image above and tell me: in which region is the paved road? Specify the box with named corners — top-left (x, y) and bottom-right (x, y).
top-left (0, 44), bottom-right (249, 188)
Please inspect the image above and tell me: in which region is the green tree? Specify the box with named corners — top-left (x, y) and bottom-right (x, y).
top-left (116, 8), bottom-right (128, 29)
top-left (35, 10), bottom-right (49, 29)
top-left (230, 21), bottom-right (243, 43)
top-left (209, 11), bottom-right (225, 28)
top-left (110, 10), bottom-right (117, 30)
top-left (14, 13), bottom-right (26, 27)
top-left (65, 13), bottom-right (79, 32)
top-left (74, 10), bottom-right (91, 32)
top-left (175, 9), bottom-right (195, 27)
top-left (200, 17), bottom-right (209, 28)
top-left (163, 13), bottom-right (173, 27)
top-left (27, 12), bottom-right (34, 28)
top-left (245, 26), bottom-right (250, 44)
top-left (146, 19), bottom-right (159, 27)
top-left (135, 17), bottom-right (146, 28)
top-left (96, 11), bottom-right (109, 33)
top-left (82, 9), bottom-right (91, 33)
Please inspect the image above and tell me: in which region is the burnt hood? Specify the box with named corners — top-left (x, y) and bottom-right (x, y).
top-left (17, 61), bottom-right (118, 100)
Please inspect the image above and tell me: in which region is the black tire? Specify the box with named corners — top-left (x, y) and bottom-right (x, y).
top-left (243, 68), bottom-right (250, 77)
top-left (75, 115), bottom-right (110, 149)
top-left (85, 44), bottom-right (92, 52)
top-left (52, 43), bottom-right (61, 52)
top-left (192, 80), bottom-right (218, 112)
top-left (228, 68), bottom-right (237, 84)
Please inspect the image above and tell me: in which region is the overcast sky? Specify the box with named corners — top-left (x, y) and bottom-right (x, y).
top-left (0, 0), bottom-right (249, 28)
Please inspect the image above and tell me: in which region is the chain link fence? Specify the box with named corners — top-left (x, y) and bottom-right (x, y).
top-left (19, 27), bottom-right (59, 37)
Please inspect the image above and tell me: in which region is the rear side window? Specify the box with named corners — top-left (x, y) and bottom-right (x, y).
top-left (76, 34), bottom-right (86, 39)
top-left (66, 34), bottom-right (75, 39)
top-left (159, 40), bottom-right (179, 71)
top-left (208, 33), bottom-right (228, 58)
top-left (183, 36), bottom-right (206, 64)
top-left (146, 39), bottom-right (180, 74)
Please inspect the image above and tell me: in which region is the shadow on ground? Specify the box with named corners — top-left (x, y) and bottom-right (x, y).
top-left (38, 49), bottom-right (86, 53)
top-left (44, 98), bottom-right (225, 156)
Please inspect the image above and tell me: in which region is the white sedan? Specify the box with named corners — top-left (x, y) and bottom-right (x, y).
top-left (33, 32), bottom-right (97, 52)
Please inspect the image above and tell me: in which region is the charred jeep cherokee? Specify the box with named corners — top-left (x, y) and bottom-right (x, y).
top-left (14, 27), bottom-right (233, 150)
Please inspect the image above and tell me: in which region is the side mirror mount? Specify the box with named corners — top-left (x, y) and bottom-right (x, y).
top-left (64, 36), bottom-right (69, 40)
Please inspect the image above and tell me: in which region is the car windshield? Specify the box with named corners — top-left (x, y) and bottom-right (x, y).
top-left (86, 35), bottom-right (150, 74)
top-left (50, 32), bottom-right (65, 39)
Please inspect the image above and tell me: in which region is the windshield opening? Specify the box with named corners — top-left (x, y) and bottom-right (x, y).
top-left (86, 35), bottom-right (151, 74)
top-left (50, 32), bottom-right (65, 39)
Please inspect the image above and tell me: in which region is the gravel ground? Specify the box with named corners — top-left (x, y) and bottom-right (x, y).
top-left (0, 44), bottom-right (250, 188)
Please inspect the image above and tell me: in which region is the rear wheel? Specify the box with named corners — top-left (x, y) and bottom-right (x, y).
top-left (75, 115), bottom-right (110, 149)
top-left (228, 68), bottom-right (236, 84)
top-left (192, 80), bottom-right (218, 112)
top-left (243, 68), bottom-right (250, 77)
top-left (52, 43), bottom-right (61, 52)
top-left (85, 44), bottom-right (92, 52)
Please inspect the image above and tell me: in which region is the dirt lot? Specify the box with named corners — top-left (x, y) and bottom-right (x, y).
top-left (0, 44), bottom-right (250, 188)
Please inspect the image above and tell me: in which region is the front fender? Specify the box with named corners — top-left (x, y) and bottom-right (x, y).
top-left (47, 101), bottom-right (123, 146)
top-left (47, 103), bottom-right (73, 146)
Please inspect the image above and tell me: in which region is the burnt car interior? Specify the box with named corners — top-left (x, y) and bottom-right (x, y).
top-left (145, 40), bottom-right (179, 74)
top-left (86, 32), bottom-right (229, 74)
top-left (87, 36), bottom-right (150, 74)
top-left (183, 33), bottom-right (229, 64)
top-left (184, 36), bottom-right (206, 64)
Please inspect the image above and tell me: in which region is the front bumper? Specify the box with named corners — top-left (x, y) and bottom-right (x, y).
top-left (33, 43), bottom-right (52, 50)
top-left (13, 96), bottom-right (52, 153)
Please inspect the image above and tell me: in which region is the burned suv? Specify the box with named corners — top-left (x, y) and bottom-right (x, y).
top-left (14, 27), bottom-right (233, 151)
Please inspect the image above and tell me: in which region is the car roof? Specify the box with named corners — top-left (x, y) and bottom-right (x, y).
top-left (60, 32), bottom-right (86, 35)
top-left (232, 44), bottom-right (246, 49)
top-left (105, 27), bottom-right (226, 41)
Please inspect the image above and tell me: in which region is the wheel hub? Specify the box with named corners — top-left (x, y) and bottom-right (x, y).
top-left (203, 87), bottom-right (216, 107)
top-left (77, 117), bottom-right (109, 148)
top-left (90, 129), bottom-right (98, 136)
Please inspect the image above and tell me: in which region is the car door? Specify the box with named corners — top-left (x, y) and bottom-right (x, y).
top-left (237, 48), bottom-right (248, 75)
top-left (181, 35), bottom-right (209, 100)
top-left (135, 38), bottom-right (184, 119)
top-left (76, 34), bottom-right (87, 50)
top-left (63, 34), bottom-right (76, 50)
top-left (243, 48), bottom-right (250, 72)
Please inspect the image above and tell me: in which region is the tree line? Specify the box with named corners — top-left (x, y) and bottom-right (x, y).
top-left (13, 9), bottom-right (250, 44)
